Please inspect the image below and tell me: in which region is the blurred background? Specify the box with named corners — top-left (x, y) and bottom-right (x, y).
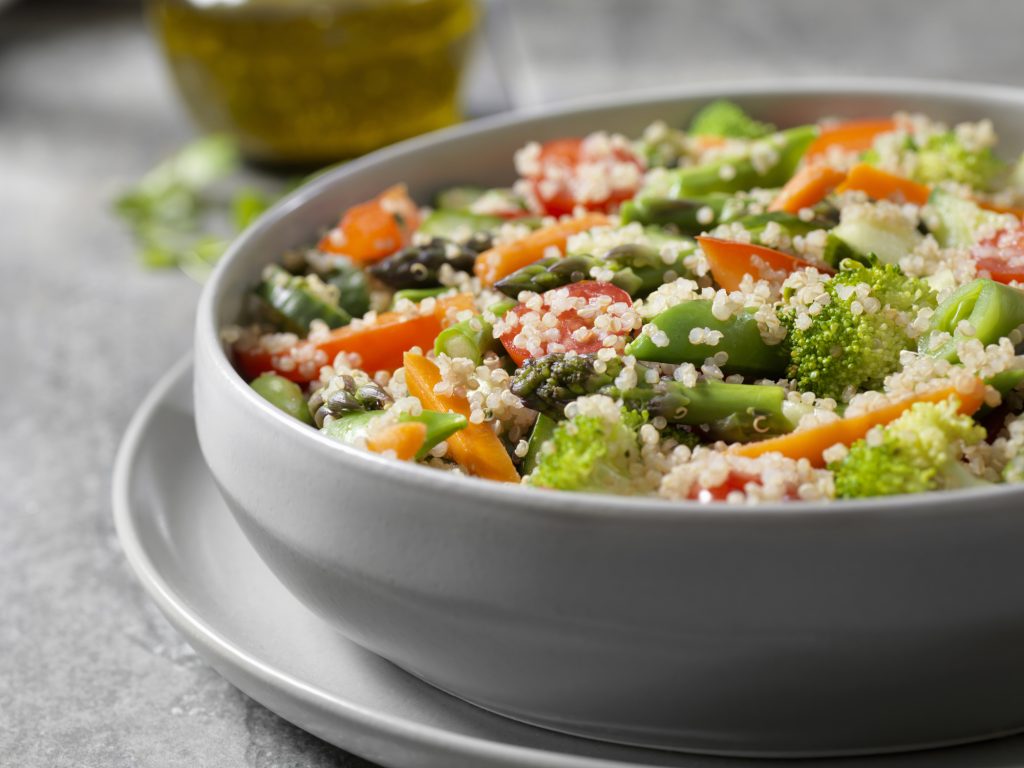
top-left (4, 1), bottom-right (1024, 765)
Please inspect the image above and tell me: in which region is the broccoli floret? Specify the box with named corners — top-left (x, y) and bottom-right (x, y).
top-left (689, 100), bottom-right (775, 139)
top-left (527, 400), bottom-right (648, 494)
top-left (784, 260), bottom-right (937, 400)
top-left (830, 398), bottom-right (987, 498)
top-left (912, 131), bottom-right (1006, 191)
top-left (511, 354), bottom-right (622, 419)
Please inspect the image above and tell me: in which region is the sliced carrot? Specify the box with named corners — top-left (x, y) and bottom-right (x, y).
top-left (804, 118), bottom-right (897, 161)
top-left (732, 379), bottom-right (987, 467)
top-left (474, 213), bottom-right (609, 286)
top-left (698, 236), bottom-right (833, 292)
top-left (403, 352), bottom-right (520, 483)
top-left (434, 292), bottom-right (477, 328)
top-left (235, 311), bottom-right (443, 383)
top-left (768, 164), bottom-right (847, 214)
top-left (366, 421), bottom-right (428, 461)
top-left (835, 163), bottom-right (931, 206)
top-left (318, 184), bottom-right (421, 265)
top-left (316, 311), bottom-right (441, 374)
top-left (976, 199), bottom-right (1024, 218)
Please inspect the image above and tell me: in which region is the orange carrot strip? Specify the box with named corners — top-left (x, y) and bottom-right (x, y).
top-left (474, 213), bottom-right (609, 286)
top-left (768, 164), bottom-right (847, 214)
top-left (732, 379), bottom-right (987, 467)
top-left (403, 352), bottom-right (520, 483)
top-left (235, 310), bottom-right (444, 383)
top-left (434, 293), bottom-right (477, 328)
top-left (804, 118), bottom-right (897, 161)
top-left (698, 236), bottom-right (833, 292)
top-left (835, 163), bottom-right (931, 206)
top-left (366, 421), bottom-right (428, 461)
top-left (317, 312), bottom-right (442, 375)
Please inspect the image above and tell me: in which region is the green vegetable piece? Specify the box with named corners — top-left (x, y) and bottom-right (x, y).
top-left (257, 265), bottom-right (352, 333)
top-left (434, 314), bottom-right (495, 365)
top-left (393, 286), bottom-right (450, 305)
top-left (250, 373), bottom-right (313, 425)
top-left (925, 189), bottom-right (1014, 249)
top-left (325, 259), bottom-right (371, 318)
top-left (435, 186), bottom-right (487, 211)
top-left (400, 410), bottom-right (468, 460)
top-left (689, 100), bottom-right (775, 139)
top-left (494, 241), bottom-right (693, 300)
top-left (626, 300), bottom-right (789, 377)
top-left (912, 131), bottom-right (1006, 191)
top-left (987, 369), bottom-right (1024, 398)
top-left (822, 232), bottom-right (865, 269)
top-left (831, 399), bottom-right (987, 498)
top-left (785, 261), bottom-right (936, 400)
top-left (667, 125), bottom-right (818, 198)
top-left (522, 413), bottom-right (557, 474)
top-left (510, 352), bottom-right (799, 442)
top-left (920, 278), bottom-right (1024, 362)
top-left (734, 210), bottom-right (835, 243)
top-left (418, 209), bottom-right (503, 241)
top-left (827, 209), bottom-right (923, 266)
top-left (322, 409), bottom-right (467, 460)
top-left (488, 298), bottom-right (518, 317)
top-left (233, 187), bottom-right (272, 231)
top-left (113, 135), bottom-right (243, 272)
top-left (620, 193), bottom-right (731, 233)
top-left (620, 379), bottom-right (797, 442)
top-left (527, 407), bottom-right (647, 494)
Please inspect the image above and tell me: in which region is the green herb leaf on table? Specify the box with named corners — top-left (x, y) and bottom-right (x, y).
top-left (114, 135), bottom-right (276, 281)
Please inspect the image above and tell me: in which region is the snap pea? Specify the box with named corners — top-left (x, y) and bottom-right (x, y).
top-left (250, 373), bottom-right (314, 425)
top-left (920, 279), bottom-right (1024, 362)
top-left (522, 413), bottom-right (557, 474)
top-left (620, 193), bottom-right (731, 234)
top-left (625, 300), bottom-right (789, 377)
top-left (392, 286), bottom-right (450, 305)
top-left (663, 125), bottom-right (818, 198)
top-left (257, 265), bottom-right (351, 333)
top-left (434, 299), bottom-right (516, 363)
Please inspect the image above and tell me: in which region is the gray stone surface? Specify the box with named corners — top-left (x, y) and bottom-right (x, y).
top-left (4, 0), bottom-right (1024, 765)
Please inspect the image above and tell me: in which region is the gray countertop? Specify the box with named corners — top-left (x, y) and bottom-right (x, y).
top-left (4, 1), bottom-right (1024, 765)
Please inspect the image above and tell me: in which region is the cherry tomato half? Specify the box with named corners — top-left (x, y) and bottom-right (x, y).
top-left (972, 227), bottom-right (1024, 284)
top-left (522, 137), bottom-right (643, 217)
top-left (500, 281), bottom-right (633, 366)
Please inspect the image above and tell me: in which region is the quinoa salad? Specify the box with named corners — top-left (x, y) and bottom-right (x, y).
top-left (225, 101), bottom-right (1024, 503)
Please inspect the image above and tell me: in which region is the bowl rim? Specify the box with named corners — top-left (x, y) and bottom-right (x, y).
top-left (197, 76), bottom-right (1024, 520)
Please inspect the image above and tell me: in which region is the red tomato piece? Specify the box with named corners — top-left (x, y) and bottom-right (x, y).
top-left (318, 184), bottom-right (421, 265)
top-left (500, 281), bottom-right (633, 366)
top-left (522, 136), bottom-right (643, 217)
top-left (971, 227), bottom-right (1024, 284)
top-left (688, 471), bottom-right (797, 503)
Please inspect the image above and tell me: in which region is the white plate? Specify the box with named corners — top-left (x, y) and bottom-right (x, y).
top-left (113, 357), bottom-right (1024, 768)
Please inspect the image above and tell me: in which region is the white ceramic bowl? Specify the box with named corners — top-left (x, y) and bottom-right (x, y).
top-left (195, 79), bottom-right (1024, 758)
